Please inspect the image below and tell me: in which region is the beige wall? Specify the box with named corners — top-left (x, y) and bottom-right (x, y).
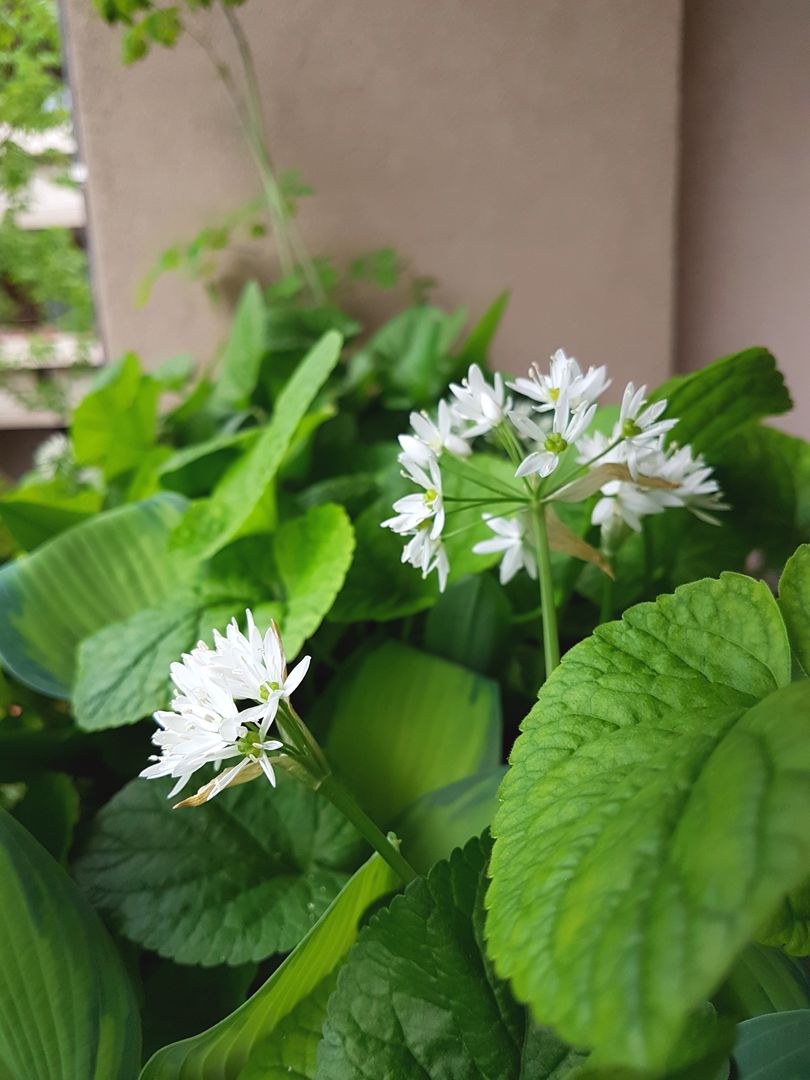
top-left (679, 0), bottom-right (810, 437)
top-left (62, 0), bottom-right (682, 391)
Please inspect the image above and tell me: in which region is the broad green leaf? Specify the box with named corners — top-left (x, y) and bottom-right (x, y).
top-left (394, 768), bottom-right (505, 874)
top-left (152, 352), bottom-right (196, 390)
top-left (325, 641), bottom-right (501, 824)
top-left (0, 810), bottom-right (140, 1078)
top-left (779, 543), bottom-right (810, 674)
top-left (0, 480), bottom-right (102, 550)
top-left (211, 282), bottom-right (267, 412)
top-left (733, 1010), bottom-right (810, 1079)
top-left (318, 836), bottom-right (586, 1080)
top-left (140, 852), bottom-right (397, 1080)
top-left (11, 771), bottom-right (79, 862)
top-left (0, 493), bottom-right (190, 696)
top-left (451, 290), bottom-right (510, 374)
top-left (172, 331), bottom-right (343, 559)
top-left (267, 503), bottom-right (355, 658)
top-left (72, 352), bottom-right (160, 477)
top-left (757, 878), bottom-right (810, 957)
top-left (650, 348), bottom-right (791, 453)
top-left (328, 500), bottom-right (436, 622)
top-left (713, 424), bottom-right (810, 567)
top-left (238, 975), bottom-right (334, 1079)
top-left (74, 774), bottom-right (364, 966)
top-left (714, 943), bottom-right (810, 1023)
top-left (73, 598), bottom-right (202, 731)
top-left (488, 572), bottom-right (810, 1073)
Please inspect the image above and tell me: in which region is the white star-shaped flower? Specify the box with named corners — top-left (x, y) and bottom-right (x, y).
top-left (509, 348), bottom-right (610, 412)
top-left (472, 512), bottom-right (537, 584)
top-left (397, 400), bottom-right (471, 470)
top-left (448, 363), bottom-right (512, 438)
top-left (515, 392), bottom-right (597, 479)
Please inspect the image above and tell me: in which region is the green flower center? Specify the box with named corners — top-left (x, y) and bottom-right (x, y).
top-left (259, 680), bottom-right (280, 702)
top-left (621, 419), bottom-right (642, 438)
top-left (543, 433), bottom-right (568, 455)
top-left (424, 488), bottom-right (438, 507)
top-left (549, 387), bottom-right (560, 401)
top-left (237, 727), bottom-right (264, 757)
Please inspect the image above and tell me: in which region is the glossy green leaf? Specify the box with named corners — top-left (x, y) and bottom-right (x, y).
top-left (0, 480), bottom-right (102, 550)
top-left (325, 641), bottom-right (501, 824)
top-left (72, 352), bottom-right (160, 477)
top-left (318, 836), bottom-right (585, 1080)
top-left (0, 810), bottom-right (141, 1078)
top-left (488, 572), bottom-right (810, 1073)
top-left (267, 503), bottom-right (355, 658)
top-left (733, 1010), bottom-right (810, 1079)
top-left (73, 598), bottom-right (201, 731)
top-left (157, 429), bottom-right (257, 498)
top-left (395, 768), bottom-right (505, 875)
top-left (211, 282), bottom-right (267, 412)
top-left (651, 347), bottom-right (791, 453)
top-left (0, 493), bottom-right (189, 696)
top-left (172, 331), bottom-right (343, 559)
top-left (140, 852), bottom-right (398, 1080)
top-left (74, 774), bottom-right (363, 966)
top-left (779, 543), bottom-right (810, 674)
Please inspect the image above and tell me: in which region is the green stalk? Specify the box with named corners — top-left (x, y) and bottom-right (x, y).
top-left (531, 504), bottom-right (561, 676)
top-left (317, 774), bottom-right (417, 885)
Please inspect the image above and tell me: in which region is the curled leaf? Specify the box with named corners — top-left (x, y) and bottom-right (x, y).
top-left (545, 506), bottom-right (613, 577)
top-left (552, 462), bottom-right (678, 503)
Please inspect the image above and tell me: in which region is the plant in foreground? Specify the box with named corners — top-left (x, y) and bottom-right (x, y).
top-left (140, 609), bottom-right (417, 884)
top-left (383, 348), bottom-right (728, 675)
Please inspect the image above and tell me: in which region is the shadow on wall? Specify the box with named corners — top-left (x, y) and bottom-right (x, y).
top-left (0, 431), bottom-right (53, 480)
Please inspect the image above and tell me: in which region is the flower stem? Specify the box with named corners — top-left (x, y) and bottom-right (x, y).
top-left (531, 504), bottom-right (561, 676)
top-left (317, 774), bottom-right (417, 885)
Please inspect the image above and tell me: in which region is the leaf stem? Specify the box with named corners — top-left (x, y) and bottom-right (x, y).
top-left (531, 503), bottom-right (561, 676)
top-left (317, 774), bottom-right (417, 885)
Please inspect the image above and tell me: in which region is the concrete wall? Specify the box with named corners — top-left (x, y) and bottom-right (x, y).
top-left (61, 0), bottom-right (682, 391)
top-left (678, 0), bottom-right (810, 437)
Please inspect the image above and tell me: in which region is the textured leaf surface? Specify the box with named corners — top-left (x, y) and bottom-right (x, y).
top-left (73, 598), bottom-right (201, 731)
top-left (325, 642), bottom-right (501, 824)
top-left (172, 331), bottom-right (342, 559)
top-left (269, 503), bottom-right (355, 658)
top-left (0, 810), bottom-right (140, 1079)
top-left (779, 543), bottom-right (810, 674)
top-left (140, 852), bottom-right (397, 1080)
top-left (74, 774), bottom-right (364, 966)
top-left (0, 493), bottom-right (189, 696)
top-left (488, 573), bottom-right (810, 1072)
top-left (651, 347), bottom-right (791, 453)
top-left (733, 1010), bottom-right (810, 1079)
top-left (318, 836), bottom-right (585, 1079)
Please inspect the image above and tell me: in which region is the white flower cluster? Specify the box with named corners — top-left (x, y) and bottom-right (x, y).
top-left (382, 349), bottom-right (727, 589)
top-left (140, 611), bottom-right (310, 802)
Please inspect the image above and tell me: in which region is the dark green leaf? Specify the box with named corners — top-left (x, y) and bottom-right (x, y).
top-left (650, 348), bottom-right (791, 454)
top-left (140, 852), bottom-right (398, 1079)
top-left (714, 944), bottom-right (810, 1023)
top-left (756, 878), bottom-right (810, 957)
top-left (424, 574), bottom-right (512, 674)
top-left (325, 641), bottom-right (501, 824)
top-left (733, 1010), bottom-right (810, 1079)
top-left (0, 810), bottom-right (141, 1078)
top-left (488, 572), bottom-right (810, 1073)
top-left (11, 771), bottom-right (79, 862)
top-left (74, 774), bottom-right (364, 966)
top-left (318, 836), bottom-right (586, 1079)
top-left (172, 331), bottom-right (343, 559)
top-left (0, 493), bottom-right (190, 696)
top-left (779, 543), bottom-right (810, 675)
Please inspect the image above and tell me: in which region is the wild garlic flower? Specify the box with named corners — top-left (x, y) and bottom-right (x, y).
top-left (509, 348), bottom-right (610, 412)
top-left (398, 401), bottom-right (471, 469)
top-left (382, 457), bottom-right (445, 539)
top-left (472, 513), bottom-right (537, 584)
top-left (140, 612), bottom-right (309, 804)
top-left (402, 528), bottom-right (450, 592)
top-left (448, 363), bottom-right (512, 438)
top-left (656, 443), bottom-right (730, 524)
top-left (515, 392), bottom-right (597, 479)
top-left (615, 383), bottom-right (678, 478)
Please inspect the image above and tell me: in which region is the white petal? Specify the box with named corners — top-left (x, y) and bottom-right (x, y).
top-left (283, 655), bottom-right (311, 697)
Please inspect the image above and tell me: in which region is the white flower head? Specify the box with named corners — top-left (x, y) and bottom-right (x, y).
top-left (140, 611), bottom-right (309, 804)
top-left (448, 363), bottom-right (512, 438)
top-left (509, 348), bottom-right (610, 412)
top-left (402, 526), bottom-right (450, 592)
top-left (382, 456), bottom-right (445, 540)
top-left (472, 512), bottom-right (537, 585)
top-left (397, 400), bottom-right (471, 470)
top-left (515, 392), bottom-right (597, 479)
top-left (657, 443), bottom-right (729, 524)
top-left (33, 432), bottom-right (71, 480)
top-left (615, 383), bottom-right (678, 478)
